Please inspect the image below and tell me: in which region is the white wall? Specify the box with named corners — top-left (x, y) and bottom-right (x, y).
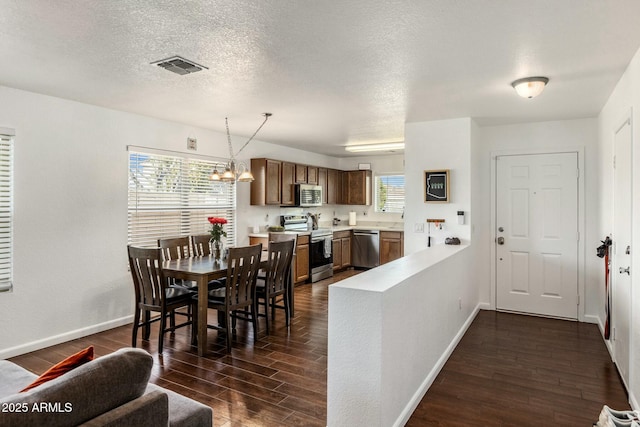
top-left (0, 85), bottom-right (342, 358)
top-left (476, 119), bottom-right (598, 318)
top-left (597, 45), bottom-right (640, 408)
top-left (404, 118), bottom-right (472, 254)
top-left (328, 245), bottom-right (478, 427)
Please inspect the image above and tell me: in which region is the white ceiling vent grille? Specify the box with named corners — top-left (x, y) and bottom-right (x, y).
top-left (151, 56), bottom-right (208, 75)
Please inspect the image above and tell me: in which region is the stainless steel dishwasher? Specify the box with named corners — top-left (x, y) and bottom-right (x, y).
top-left (352, 229), bottom-right (380, 269)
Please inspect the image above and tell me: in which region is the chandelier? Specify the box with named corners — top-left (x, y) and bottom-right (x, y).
top-left (210, 112), bottom-right (272, 183)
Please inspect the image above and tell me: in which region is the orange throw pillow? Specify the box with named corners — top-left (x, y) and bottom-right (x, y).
top-left (20, 346), bottom-right (94, 392)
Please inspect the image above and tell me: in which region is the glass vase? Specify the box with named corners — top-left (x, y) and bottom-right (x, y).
top-left (211, 238), bottom-right (223, 262)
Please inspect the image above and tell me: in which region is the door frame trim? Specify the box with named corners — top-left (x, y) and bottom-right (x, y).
top-left (490, 147), bottom-right (586, 321)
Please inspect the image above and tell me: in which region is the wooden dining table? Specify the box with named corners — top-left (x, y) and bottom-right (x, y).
top-left (163, 252), bottom-right (293, 356)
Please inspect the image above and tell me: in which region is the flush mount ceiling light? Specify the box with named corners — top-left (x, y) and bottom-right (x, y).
top-left (344, 142), bottom-right (405, 153)
top-left (511, 76), bottom-right (549, 98)
top-left (210, 113), bottom-right (272, 184)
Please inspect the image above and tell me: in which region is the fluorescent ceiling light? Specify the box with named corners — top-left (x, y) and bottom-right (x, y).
top-left (345, 142), bottom-right (405, 152)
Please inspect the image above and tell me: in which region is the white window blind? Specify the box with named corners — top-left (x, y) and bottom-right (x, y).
top-left (128, 150), bottom-right (236, 249)
top-left (375, 174), bottom-right (405, 213)
top-left (0, 134), bottom-right (13, 292)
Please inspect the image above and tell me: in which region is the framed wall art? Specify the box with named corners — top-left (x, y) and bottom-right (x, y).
top-left (424, 169), bottom-right (450, 203)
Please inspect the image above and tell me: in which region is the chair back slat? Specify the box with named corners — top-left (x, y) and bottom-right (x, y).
top-left (191, 235), bottom-right (212, 257)
top-left (225, 244), bottom-right (262, 308)
top-left (128, 246), bottom-right (166, 308)
top-left (158, 237), bottom-right (191, 260)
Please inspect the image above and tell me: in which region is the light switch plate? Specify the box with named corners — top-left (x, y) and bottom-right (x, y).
top-left (187, 137), bottom-right (197, 150)
top-left (414, 223), bottom-right (424, 233)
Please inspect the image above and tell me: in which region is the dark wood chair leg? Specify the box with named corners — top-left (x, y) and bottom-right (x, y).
top-left (159, 312), bottom-right (166, 353)
top-left (251, 303), bottom-right (258, 342)
top-left (225, 311), bottom-right (232, 353)
top-left (132, 307), bottom-right (140, 347)
top-left (284, 292), bottom-right (290, 327)
top-left (190, 302), bottom-right (198, 346)
top-left (143, 310), bottom-right (151, 340)
top-left (263, 295), bottom-right (270, 334)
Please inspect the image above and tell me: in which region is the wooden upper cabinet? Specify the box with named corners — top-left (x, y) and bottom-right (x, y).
top-left (345, 170), bottom-right (372, 205)
top-left (250, 158), bottom-right (282, 205)
top-left (251, 159), bottom-right (370, 206)
top-left (307, 166), bottom-right (318, 185)
top-left (318, 168), bottom-right (328, 204)
top-left (281, 161), bottom-right (295, 206)
top-left (327, 169), bottom-right (342, 205)
top-left (295, 164), bottom-right (307, 183)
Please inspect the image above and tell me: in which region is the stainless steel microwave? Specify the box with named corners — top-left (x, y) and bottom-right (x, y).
top-left (294, 184), bottom-right (322, 207)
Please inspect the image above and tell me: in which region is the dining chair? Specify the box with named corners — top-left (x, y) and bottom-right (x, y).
top-left (255, 238), bottom-right (295, 333)
top-left (158, 237), bottom-right (196, 290)
top-left (191, 234), bottom-right (212, 257)
top-left (205, 243), bottom-right (262, 353)
top-left (127, 246), bottom-right (197, 353)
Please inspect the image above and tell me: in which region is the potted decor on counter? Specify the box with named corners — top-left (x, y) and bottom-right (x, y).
top-left (208, 217), bottom-right (227, 261)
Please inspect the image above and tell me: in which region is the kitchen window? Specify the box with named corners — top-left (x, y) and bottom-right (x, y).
top-left (128, 149), bottom-right (236, 248)
top-left (375, 173), bottom-right (404, 213)
top-left (0, 132), bottom-right (14, 292)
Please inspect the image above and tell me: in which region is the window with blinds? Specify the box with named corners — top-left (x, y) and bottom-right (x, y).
top-left (128, 150), bottom-right (236, 249)
top-left (0, 134), bottom-right (13, 292)
top-left (375, 174), bottom-right (405, 213)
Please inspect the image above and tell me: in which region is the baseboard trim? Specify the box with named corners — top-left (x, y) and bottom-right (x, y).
top-left (0, 315), bottom-right (133, 360)
top-left (393, 303), bottom-right (482, 427)
top-left (583, 314), bottom-right (600, 325)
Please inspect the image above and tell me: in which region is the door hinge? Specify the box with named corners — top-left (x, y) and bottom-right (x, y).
top-left (613, 155), bottom-right (616, 169)
top-left (577, 231), bottom-right (580, 242)
top-left (577, 295), bottom-right (580, 306)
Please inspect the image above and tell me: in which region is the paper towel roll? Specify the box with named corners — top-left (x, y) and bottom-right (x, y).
top-left (348, 211), bottom-right (356, 226)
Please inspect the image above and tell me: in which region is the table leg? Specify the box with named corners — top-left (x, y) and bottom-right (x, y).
top-left (197, 277), bottom-right (208, 356)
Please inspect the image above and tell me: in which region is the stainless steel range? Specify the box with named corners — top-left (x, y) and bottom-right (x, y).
top-left (280, 215), bottom-right (334, 283)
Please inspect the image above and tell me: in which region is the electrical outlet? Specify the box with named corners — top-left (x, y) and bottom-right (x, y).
top-left (414, 223), bottom-right (424, 233)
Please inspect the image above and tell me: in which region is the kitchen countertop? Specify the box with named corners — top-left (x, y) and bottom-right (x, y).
top-left (249, 223), bottom-right (404, 238)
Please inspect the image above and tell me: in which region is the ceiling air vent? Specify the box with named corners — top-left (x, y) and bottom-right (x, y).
top-left (151, 56), bottom-right (208, 75)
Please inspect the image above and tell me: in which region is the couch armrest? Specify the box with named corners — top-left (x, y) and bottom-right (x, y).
top-left (78, 389), bottom-right (168, 427)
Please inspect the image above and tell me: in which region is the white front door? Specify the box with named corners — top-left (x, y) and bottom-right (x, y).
top-left (496, 153), bottom-right (579, 319)
top-left (612, 118), bottom-right (632, 387)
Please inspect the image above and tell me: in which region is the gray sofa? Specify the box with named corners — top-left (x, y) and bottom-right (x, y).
top-left (0, 347), bottom-right (212, 427)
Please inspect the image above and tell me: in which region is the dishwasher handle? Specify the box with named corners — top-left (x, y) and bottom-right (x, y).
top-left (353, 230), bottom-right (380, 236)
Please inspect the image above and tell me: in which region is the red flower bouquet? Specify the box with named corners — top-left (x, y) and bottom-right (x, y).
top-left (208, 217), bottom-right (227, 260)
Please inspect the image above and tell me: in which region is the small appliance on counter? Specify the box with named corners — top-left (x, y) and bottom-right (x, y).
top-left (332, 217), bottom-right (341, 226)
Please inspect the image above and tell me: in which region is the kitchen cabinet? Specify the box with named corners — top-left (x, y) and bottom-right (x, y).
top-left (379, 231), bottom-right (404, 265)
top-left (295, 164), bottom-right (307, 183)
top-left (332, 230), bottom-right (352, 270)
top-left (294, 234), bottom-right (310, 283)
top-left (249, 236), bottom-right (268, 248)
top-left (327, 168), bottom-right (342, 204)
top-left (318, 168), bottom-right (328, 204)
top-left (281, 161), bottom-right (295, 206)
top-left (344, 170), bottom-right (372, 205)
top-left (307, 166), bottom-right (318, 185)
top-left (250, 158), bottom-right (281, 205)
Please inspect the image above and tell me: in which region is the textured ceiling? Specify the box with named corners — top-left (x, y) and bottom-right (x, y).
top-left (2, 1), bottom-right (640, 157)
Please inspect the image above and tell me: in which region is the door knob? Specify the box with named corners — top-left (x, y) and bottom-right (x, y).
top-left (619, 267), bottom-right (630, 275)
top-left (496, 237), bottom-right (505, 245)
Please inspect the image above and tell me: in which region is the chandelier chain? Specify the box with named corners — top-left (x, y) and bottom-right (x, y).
top-left (234, 113), bottom-right (272, 157)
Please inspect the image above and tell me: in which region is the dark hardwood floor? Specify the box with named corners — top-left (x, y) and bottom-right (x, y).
top-left (407, 311), bottom-right (629, 427)
top-left (10, 271), bottom-right (628, 426)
